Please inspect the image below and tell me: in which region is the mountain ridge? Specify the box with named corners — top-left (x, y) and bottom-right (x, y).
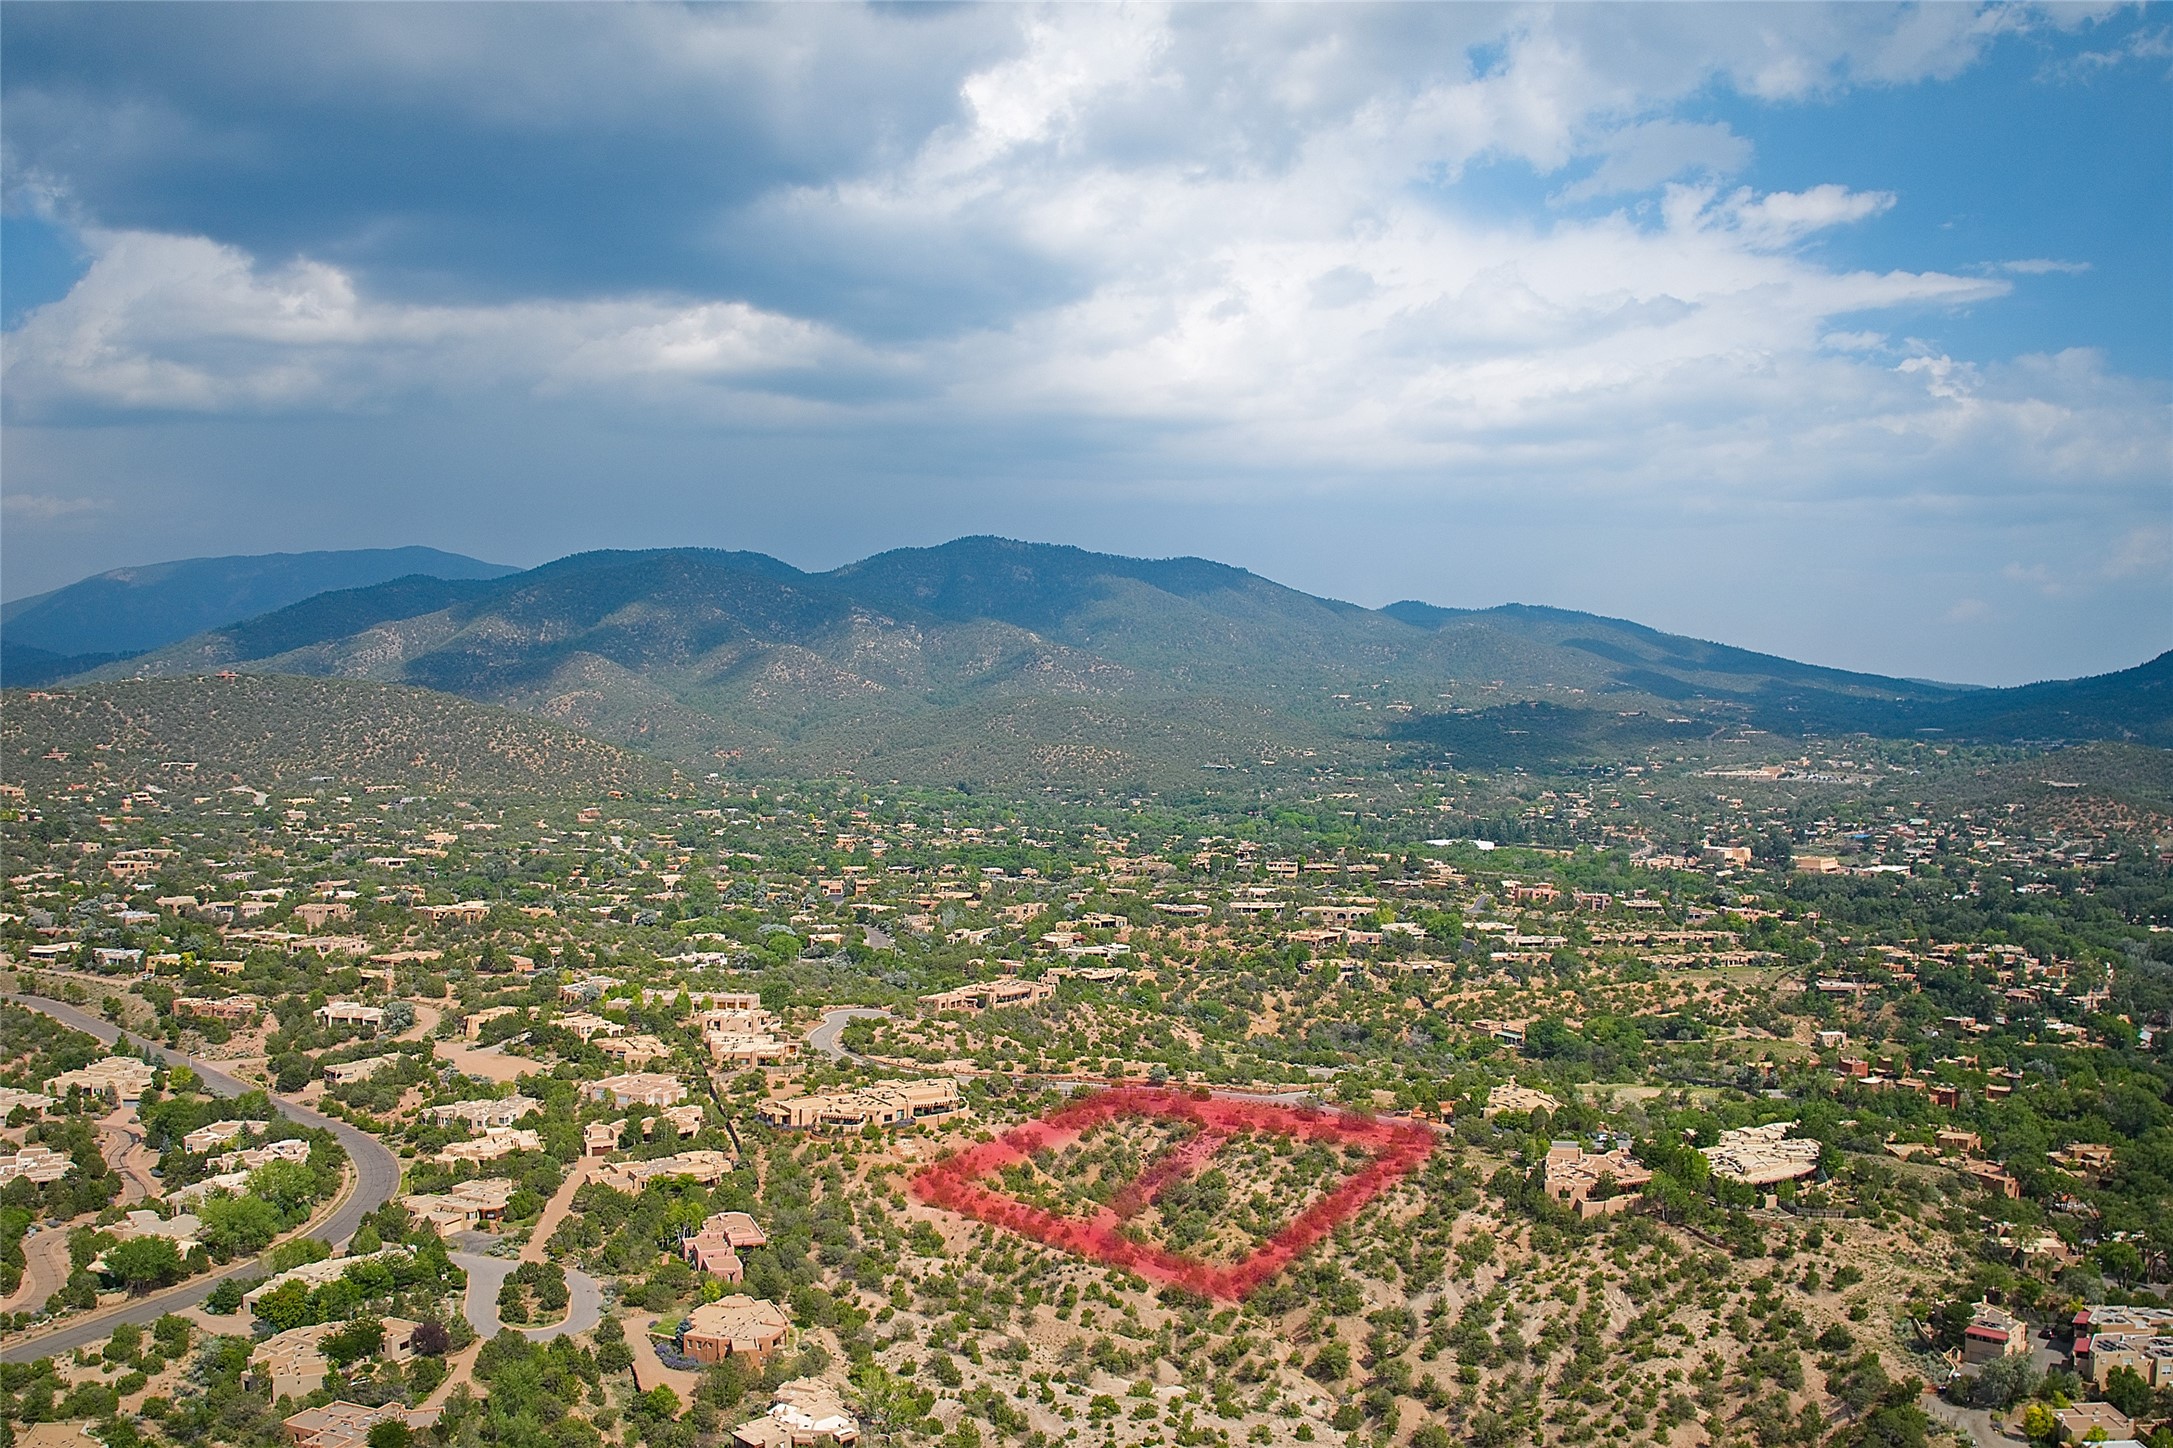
top-left (1, 546), bottom-right (518, 685)
top-left (24, 538), bottom-right (2169, 786)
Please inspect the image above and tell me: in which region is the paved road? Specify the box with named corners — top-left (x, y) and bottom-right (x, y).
top-left (449, 1249), bottom-right (603, 1342)
top-left (0, 1226), bottom-right (73, 1316)
top-left (97, 1107), bottom-right (162, 1204)
top-left (805, 1007), bottom-right (891, 1061)
top-left (0, 992), bottom-right (404, 1363)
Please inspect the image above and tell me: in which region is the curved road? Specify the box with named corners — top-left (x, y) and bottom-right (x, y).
top-left (0, 992), bottom-right (404, 1363)
top-left (806, 1007), bottom-right (891, 1061)
top-left (448, 1250), bottom-right (603, 1343)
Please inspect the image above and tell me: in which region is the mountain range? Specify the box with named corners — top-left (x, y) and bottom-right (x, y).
top-left (1, 546), bottom-right (516, 685)
top-left (11, 538), bottom-right (2169, 787)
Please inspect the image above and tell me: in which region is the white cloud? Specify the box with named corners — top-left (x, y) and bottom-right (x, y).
top-left (3, 2), bottom-right (2164, 533)
top-left (1556, 119), bottom-right (1754, 201)
top-left (2103, 523), bottom-right (2173, 580)
top-left (0, 230), bottom-right (867, 417)
top-left (2041, 22), bottom-right (2173, 80)
top-left (1, 492), bottom-right (108, 521)
top-left (1707, 184), bottom-right (1896, 249)
top-left (1999, 258), bottom-right (2091, 275)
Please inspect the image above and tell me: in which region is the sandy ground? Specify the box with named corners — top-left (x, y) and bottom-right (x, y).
top-left (433, 1039), bottom-right (534, 1084)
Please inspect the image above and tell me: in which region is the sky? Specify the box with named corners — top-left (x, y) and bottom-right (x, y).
top-left (2, 2), bottom-right (2168, 687)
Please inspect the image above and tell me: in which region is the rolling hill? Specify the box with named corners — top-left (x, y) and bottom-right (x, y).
top-left (36, 538), bottom-right (2172, 787)
top-left (0, 546), bottom-right (518, 685)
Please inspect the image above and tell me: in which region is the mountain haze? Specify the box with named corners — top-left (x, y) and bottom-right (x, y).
top-left (46, 538), bottom-right (2173, 786)
top-left (0, 546), bottom-right (518, 685)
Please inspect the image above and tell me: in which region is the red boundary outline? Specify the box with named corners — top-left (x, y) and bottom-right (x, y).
top-left (909, 1087), bottom-right (1435, 1298)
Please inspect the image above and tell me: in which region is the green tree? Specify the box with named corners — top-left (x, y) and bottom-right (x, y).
top-left (323, 1317), bottom-right (386, 1368)
top-left (199, 1194), bottom-right (282, 1258)
top-left (365, 1421), bottom-right (412, 1448)
top-left (2102, 1365), bottom-right (2152, 1419)
top-left (105, 1237), bottom-right (185, 1292)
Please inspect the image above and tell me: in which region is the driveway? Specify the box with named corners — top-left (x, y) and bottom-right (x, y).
top-left (0, 1227), bottom-right (73, 1316)
top-left (449, 1248), bottom-right (603, 1343)
top-left (0, 992), bottom-right (403, 1363)
top-left (806, 1007), bottom-right (890, 1061)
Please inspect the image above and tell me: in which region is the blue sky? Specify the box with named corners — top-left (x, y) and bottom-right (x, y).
top-left (3, 2), bottom-right (2167, 685)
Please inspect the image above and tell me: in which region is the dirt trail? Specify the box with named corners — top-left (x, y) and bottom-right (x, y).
top-left (522, 1160), bottom-right (591, 1264)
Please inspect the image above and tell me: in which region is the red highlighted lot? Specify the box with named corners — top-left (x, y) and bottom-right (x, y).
top-left (910, 1087), bottom-right (1436, 1299)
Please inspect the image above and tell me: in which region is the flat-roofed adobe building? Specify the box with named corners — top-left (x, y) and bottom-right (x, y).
top-left (732, 1379), bottom-right (860, 1448)
top-left (1542, 1142), bottom-right (1653, 1219)
top-left (316, 1002), bottom-right (384, 1031)
top-left (678, 1295), bottom-right (790, 1367)
top-left (46, 1056), bottom-right (157, 1102)
top-left (582, 1072), bottom-right (688, 1108)
top-left (756, 1079), bottom-right (961, 1131)
top-left (1702, 1122), bottom-right (1821, 1186)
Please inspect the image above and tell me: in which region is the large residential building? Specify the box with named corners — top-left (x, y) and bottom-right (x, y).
top-left (732, 1379), bottom-right (860, 1448)
top-left (0, 1085), bottom-right (56, 1116)
top-left (463, 1005), bottom-right (523, 1039)
top-left (282, 1404), bottom-right (423, 1448)
top-left (46, 1056), bottom-right (157, 1102)
top-left (0, 1144), bottom-right (76, 1185)
top-left (1702, 1122), bottom-right (1821, 1186)
top-left (401, 1178), bottom-right (517, 1234)
top-left (683, 1211), bottom-right (767, 1280)
top-left (582, 1072), bottom-right (688, 1108)
top-left (1542, 1142), bottom-right (1653, 1218)
top-left (756, 1079), bottom-right (962, 1130)
top-left (597, 1033), bottom-right (672, 1067)
top-left (426, 1095), bottom-right (541, 1131)
top-left (678, 1295), bottom-right (791, 1367)
top-left (594, 1149), bottom-right (736, 1194)
top-left (183, 1119), bottom-right (250, 1153)
top-left (434, 1127), bottom-right (545, 1165)
top-left (918, 979), bottom-right (1055, 1013)
top-left (315, 1001), bottom-right (385, 1031)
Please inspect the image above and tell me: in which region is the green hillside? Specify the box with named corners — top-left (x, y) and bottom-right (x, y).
top-left (1, 675), bottom-right (682, 797)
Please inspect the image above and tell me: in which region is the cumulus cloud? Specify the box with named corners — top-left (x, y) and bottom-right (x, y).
top-left (1, 2), bottom-right (2165, 679)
